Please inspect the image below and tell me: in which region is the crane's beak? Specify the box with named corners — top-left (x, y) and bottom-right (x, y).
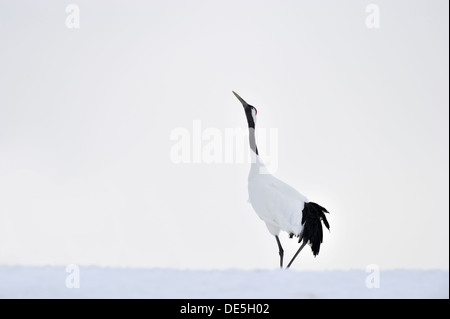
top-left (232, 91), bottom-right (248, 107)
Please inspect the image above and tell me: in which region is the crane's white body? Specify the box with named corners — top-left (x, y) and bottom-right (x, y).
top-left (248, 155), bottom-right (308, 237)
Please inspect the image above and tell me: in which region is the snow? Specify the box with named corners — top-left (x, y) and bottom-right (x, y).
top-left (0, 266), bottom-right (447, 299)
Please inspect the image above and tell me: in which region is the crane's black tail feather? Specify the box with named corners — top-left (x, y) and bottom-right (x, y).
top-left (298, 202), bottom-right (330, 257)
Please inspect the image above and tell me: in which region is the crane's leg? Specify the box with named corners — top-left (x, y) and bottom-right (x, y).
top-left (275, 235), bottom-right (284, 268)
top-left (286, 240), bottom-right (308, 269)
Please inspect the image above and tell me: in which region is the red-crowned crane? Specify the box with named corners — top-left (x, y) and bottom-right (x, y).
top-left (233, 91), bottom-right (330, 268)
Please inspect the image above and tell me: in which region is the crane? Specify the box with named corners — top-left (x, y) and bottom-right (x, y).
top-left (233, 91), bottom-right (330, 269)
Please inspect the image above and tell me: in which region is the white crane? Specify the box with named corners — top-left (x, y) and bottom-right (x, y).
top-left (233, 91), bottom-right (330, 269)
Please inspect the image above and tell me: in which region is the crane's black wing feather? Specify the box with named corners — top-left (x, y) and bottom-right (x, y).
top-left (298, 202), bottom-right (331, 256)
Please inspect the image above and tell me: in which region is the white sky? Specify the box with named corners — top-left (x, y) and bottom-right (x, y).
top-left (0, 0), bottom-right (448, 271)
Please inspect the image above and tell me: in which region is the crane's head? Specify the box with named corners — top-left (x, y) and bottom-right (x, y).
top-left (232, 91), bottom-right (257, 128)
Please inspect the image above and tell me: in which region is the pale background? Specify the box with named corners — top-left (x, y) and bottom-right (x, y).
top-left (0, 0), bottom-right (448, 271)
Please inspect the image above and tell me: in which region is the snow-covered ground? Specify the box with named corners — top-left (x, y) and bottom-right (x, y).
top-left (0, 266), bottom-right (447, 299)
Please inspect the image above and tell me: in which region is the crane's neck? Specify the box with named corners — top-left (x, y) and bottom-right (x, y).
top-left (248, 138), bottom-right (270, 178)
top-left (245, 109), bottom-right (269, 178)
top-left (245, 109), bottom-right (258, 156)
top-left (248, 127), bottom-right (258, 156)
